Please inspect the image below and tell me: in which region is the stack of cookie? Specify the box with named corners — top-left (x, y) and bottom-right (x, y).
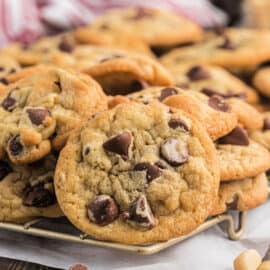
top-left (0, 6), bottom-right (269, 245)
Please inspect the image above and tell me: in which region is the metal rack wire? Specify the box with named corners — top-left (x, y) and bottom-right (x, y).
top-left (0, 211), bottom-right (246, 255)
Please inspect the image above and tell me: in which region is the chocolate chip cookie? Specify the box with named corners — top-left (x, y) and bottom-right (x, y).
top-left (55, 102), bottom-right (219, 244)
top-left (125, 86), bottom-right (237, 140)
top-left (211, 173), bottom-right (268, 216)
top-left (91, 7), bottom-right (203, 49)
top-left (165, 64), bottom-right (259, 104)
top-left (217, 127), bottom-right (270, 181)
top-left (253, 67), bottom-right (270, 98)
top-left (160, 28), bottom-right (270, 69)
top-left (0, 66), bottom-right (107, 164)
top-left (0, 154), bottom-right (62, 222)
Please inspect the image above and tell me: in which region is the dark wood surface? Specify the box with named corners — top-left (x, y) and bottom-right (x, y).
top-left (0, 257), bottom-right (63, 270)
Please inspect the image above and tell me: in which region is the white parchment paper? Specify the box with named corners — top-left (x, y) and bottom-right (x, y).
top-left (0, 200), bottom-right (269, 270)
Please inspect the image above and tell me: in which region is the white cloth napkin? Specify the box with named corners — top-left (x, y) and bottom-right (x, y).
top-left (0, 199), bottom-right (269, 270)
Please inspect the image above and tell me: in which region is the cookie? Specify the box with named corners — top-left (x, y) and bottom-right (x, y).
top-left (160, 28), bottom-right (270, 69)
top-left (0, 55), bottom-right (21, 90)
top-left (55, 102), bottom-right (219, 244)
top-left (0, 154), bottom-right (62, 223)
top-left (0, 66), bottom-right (107, 164)
top-left (166, 63), bottom-right (259, 104)
top-left (74, 27), bottom-right (155, 58)
top-left (210, 173), bottom-right (268, 216)
top-left (217, 127), bottom-right (270, 181)
top-left (91, 7), bottom-right (202, 49)
top-left (253, 67), bottom-right (270, 98)
top-left (70, 46), bottom-right (173, 95)
top-left (1, 33), bottom-right (78, 67)
top-left (122, 86), bottom-right (237, 140)
top-left (250, 112), bottom-right (270, 151)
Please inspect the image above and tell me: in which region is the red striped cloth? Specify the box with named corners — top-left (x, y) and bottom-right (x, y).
top-left (0, 0), bottom-right (227, 47)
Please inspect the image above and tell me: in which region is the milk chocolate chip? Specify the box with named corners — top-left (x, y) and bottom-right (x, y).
top-left (160, 138), bottom-right (189, 166)
top-left (134, 162), bottom-right (161, 182)
top-left (103, 132), bottom-right (131, 159)
top-left (208, 95), bottom-right (229, 112)
top-left (263, 118), bottom-right (270, 131)
top-left (168, 118), bottom-right (189, 131)
top-left (2, 92), bottom-right (16, 111)
top-left (27, 108), bottom-right (51, 126)
top-left (218, 127), bottom-right (249, 146)
top-left (87, 195), bottom-right (119, 226)
top-left (58, 38), bottom-right (74, 53)
top-left (186, 66), bottom-right (210, 81)
top-left (0, 161), bottom-right (11, 181)
top-left (8, 135), bottom-right (23, 156)
top-left (159, 87), bottom-right (178, 101)
top-left (124, 195), bottom-right (155, 229)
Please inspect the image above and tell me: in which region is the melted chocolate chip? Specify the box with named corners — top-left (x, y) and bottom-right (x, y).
top-left (87, 195), bottom-right (118, 226)
top-left (160, 138), bottom-right (189, 166)
top-left (0, 78), bottom-right (9, 85)
top-left (226, 194), bottom-right (239, 210)
top-left (218, 127), bottom-right (249, 146)
top-left (99, 54), bottom-right (124, 63)
top-left (128, 7), bottom-right (153, 20)
top-left (218, 36), bottom-right (235, 50)
top-left (263, 118), bottom-right (270, 131)
top-left (103, 132), bottom-right (132, 159)
top-left (8, 135), bottom-right (23, 156)
top-left (84, 146), bottom-right (90, 156)
top-left (186, 66), bottom-right (210, 81)
top-left (23, 185), bottom-right (55, 207)
top-left (201, 87), bottom-right (246, 100)
top-left (0, 161), bottom-right (12, 181)
top-left (134, 162), bottom-right (161, 182)
top-left (2, 92), bottom-right (16, 111)
top-left (58, 38), bottom-right (74, 53)
top-left (159, 87), bottom-right (178, 101)
top-left (168, 118), bottom-right (189, 131)
top-left (27, 108), bottom-right (51, 126)
top-left (208, 95), bottom-right (229, 112)
top-left (130, 80), bottom-right (149, 92)
top-left (124, 195), bottom-right (155, 228)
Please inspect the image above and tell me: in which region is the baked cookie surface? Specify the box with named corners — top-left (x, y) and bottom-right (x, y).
top-left (0, 66), bottom-right (107, 164)
top-left (55, 102), bottom-right (219, 244)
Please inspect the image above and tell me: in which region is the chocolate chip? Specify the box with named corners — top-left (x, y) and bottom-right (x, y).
top-left (134, 162), bottom-right (161, 182)
top-left (0, 78), bottom-right (9, 85)
top-left (263, 118), bottom-right (270, 131)
top-left (99, 54), bottom-right (124, 63)
top-left (2, 93), bottom-right (16, 111)
top-left (226, 194), bottom-right (239, 210)
top-left (160, 138), bottom-right (189, 166)
top-left (87, 195), bottom-right (118, 226)
top-left (0, 67), bottom-right (3, 71)
top-left (128, 7), bottom-right (153, 20)
top-left (123, 195), bottom-right (155, 228)
top-left (208, 95), bottom-right (229, 112)
top-left (159, 87), bottom-right (178, 101)
top-left (218, 127), bottom-right (249, 146)
top-left (23, 185), bottom-right (55, 207)
top-left (8, 135), bottom-right (23, 156)
top-left (201, 87), bottom-right (246, 100)
top-left (186, 66), bottom-right (210, 81)
top-left (218, 36), bottom-right (235, 50)
top-left (103, 132), bottom-right (132, 159)
top-left (9, 68), bottom-right (16, 74)
top-left (168, 118), bottom-right (189, 131)
top-left (58, 38), bottom-right (74, 53)
top-left (130, 80), bottom-right (149, 92)
top-left (27, 108), bottom-right (51, 126)
top-left (84, 146), bottom-right (90, 156)
top-left (154, 161), bottom-right (167, 169)
top-left (0, 161), bottom-right (11, 181)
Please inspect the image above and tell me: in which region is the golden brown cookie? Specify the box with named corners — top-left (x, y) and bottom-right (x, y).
top-left (217, 127), bottom-right (270, 181)
top-left (55, 102), bottom-right (219, 244)
top-left (0, 66), bottom-right (107, 164)
top-left (210, 173), bottom-right (268, 216)
top-left (161, 28), bottom-right (270, 69)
